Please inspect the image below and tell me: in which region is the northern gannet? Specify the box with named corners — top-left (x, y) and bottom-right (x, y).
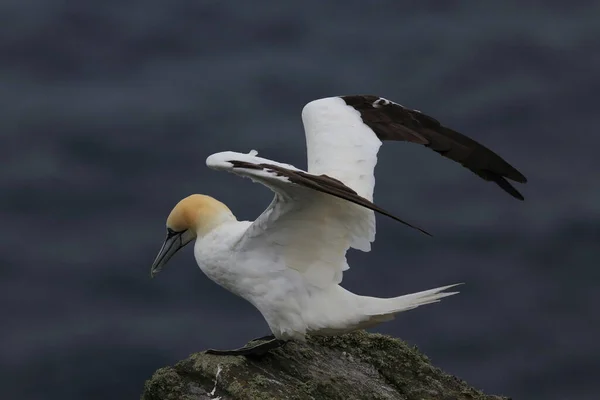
top-left (150, 95), bottom-right (526, 356)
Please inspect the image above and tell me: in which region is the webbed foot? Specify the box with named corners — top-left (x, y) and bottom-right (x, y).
top-left (250, 334), bottom-right (276, 342)
top-left (205, 338), bottom-right (286, 357)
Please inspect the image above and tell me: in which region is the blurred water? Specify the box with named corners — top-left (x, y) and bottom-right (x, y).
top-left (1, 1), bottom-right (599, 399)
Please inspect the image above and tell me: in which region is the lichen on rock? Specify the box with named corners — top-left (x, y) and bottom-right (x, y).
top-left (141, 331), bottom-right (509, 400)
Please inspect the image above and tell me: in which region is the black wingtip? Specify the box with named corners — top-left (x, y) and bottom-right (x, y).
top-left (504, 166), bottom-right (528, 184)
top-left (392, 217), bottom-right (433, 237)
top-left (414, 225), bottom-right (433, 237)
top-left (418, 225), bottom-right (433, 237)
top-left (493, 175), bottom-right (525, 200)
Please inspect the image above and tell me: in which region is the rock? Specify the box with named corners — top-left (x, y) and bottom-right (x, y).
top-left (141, 331), bottom-right (509, 400)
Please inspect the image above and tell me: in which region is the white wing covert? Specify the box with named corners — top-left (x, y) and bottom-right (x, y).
top-left (302, 97), bottom-right (385, 252)
top-left (302, 97), bottom-right (383, 202)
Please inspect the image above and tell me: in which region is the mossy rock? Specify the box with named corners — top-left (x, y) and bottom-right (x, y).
top-left (141, 331), bottom-right (509, 400)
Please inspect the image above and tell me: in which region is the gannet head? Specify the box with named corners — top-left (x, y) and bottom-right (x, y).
top-left (150, 194), bottom-right (235, 278)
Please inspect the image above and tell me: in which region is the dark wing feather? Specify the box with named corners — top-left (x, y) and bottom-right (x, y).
top-left (342, 95), bottom-right (527, 200)
top-left (229, 160), bottom-right (431, 236)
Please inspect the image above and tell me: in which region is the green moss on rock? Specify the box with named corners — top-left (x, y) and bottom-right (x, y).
top-left (141, 331), bottom-right (509, 400)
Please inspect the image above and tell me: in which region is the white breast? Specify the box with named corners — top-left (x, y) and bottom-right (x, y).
top-left (194, 220), bottom-right (313, 339)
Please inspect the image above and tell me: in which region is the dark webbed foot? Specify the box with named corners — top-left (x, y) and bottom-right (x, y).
top-left (205, 338), bottom-right (286, 357)
top-left (250, 334), bottom-right (276, 342)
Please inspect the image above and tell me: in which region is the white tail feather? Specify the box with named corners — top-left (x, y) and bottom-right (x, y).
top-left (363, 283), bottom-right (463, 317)
top-left (305, 283), bottom-right (462, 336)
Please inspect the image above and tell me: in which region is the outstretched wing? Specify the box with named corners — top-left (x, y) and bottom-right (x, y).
top-left (206, 151), bottom-right (428, 287)
top-left (303, 95), bottom-right (527, 201)
top-left (205, 95), bottom-right (525, 287)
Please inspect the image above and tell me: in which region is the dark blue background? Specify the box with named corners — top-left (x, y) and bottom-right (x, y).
top-left (2, 1), bottom-right (599, 399)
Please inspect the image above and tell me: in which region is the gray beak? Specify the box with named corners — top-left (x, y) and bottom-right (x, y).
top-left (150, 231), bottom-right (186, 278)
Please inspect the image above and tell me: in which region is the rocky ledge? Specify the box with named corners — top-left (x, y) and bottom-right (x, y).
top-left (142, 330), bottom-right (508, 400)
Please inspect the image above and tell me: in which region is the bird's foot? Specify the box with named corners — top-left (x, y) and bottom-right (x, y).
top-left (205, 338), bottom-right (286, 357)
top-left (250, 334), bottom-right (276, 342)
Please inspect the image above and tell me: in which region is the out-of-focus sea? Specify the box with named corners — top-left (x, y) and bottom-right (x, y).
top-left (1, 1), bottom-right (599, 399)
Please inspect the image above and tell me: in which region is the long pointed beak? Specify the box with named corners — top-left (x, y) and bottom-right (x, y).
top-left (150, 232), bottom-right (184, 278)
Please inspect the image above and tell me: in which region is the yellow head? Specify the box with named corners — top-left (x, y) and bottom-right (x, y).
top-left (150, 194), bottom-right (235, 277)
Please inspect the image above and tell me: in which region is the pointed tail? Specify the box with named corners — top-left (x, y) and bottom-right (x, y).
top-left (362, 283), bottom-right (462, 321)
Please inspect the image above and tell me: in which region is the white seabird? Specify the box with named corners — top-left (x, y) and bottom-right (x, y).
top-left (150, 95), bottom-right (526, 356)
